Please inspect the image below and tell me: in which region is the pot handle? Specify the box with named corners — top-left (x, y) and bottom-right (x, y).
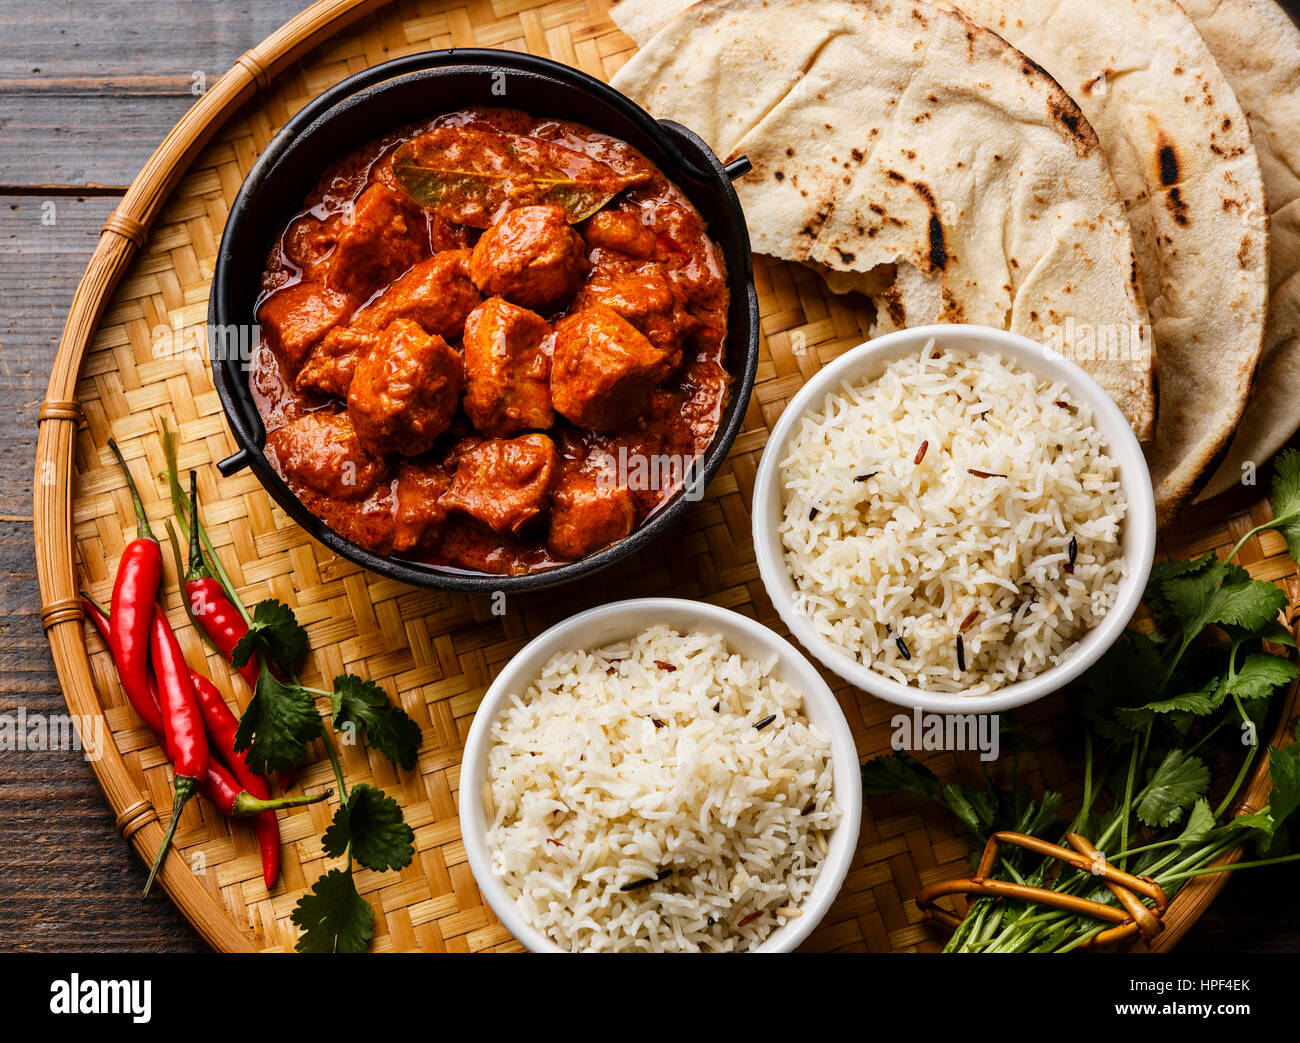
top-left (655, 118), bottom-right (750, 185)
top-left (723, 157), bottom-right (752, 181)
top-left (217, 448), bottom-right (253, 476)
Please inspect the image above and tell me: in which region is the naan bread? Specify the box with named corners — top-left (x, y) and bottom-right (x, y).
top-left (610, 0), bottom-right (1155, 440)
top-left (1183, 0), bottom-right (1300, 501)
top-left (944, 0), bottom-right (1268, 524)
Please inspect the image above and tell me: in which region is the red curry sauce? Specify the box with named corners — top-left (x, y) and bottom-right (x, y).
top-left (252, 107), bottom-right (730, 575)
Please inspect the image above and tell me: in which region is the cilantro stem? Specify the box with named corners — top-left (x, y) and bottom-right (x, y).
top-left (1185, 716), bottom-right (1230, 757)
top-left (161, 420), bottom-right (251, 625)
top-left (1163, 848), bottom-right (1300, 881)
top-left (320, 724), bottom-right (349, 802)
top-left (1117, 735), bottom-right (1141, 868)
top-left (1216, 697), bottom-right (1258, 816)
top-left (1225, 513), bottom-right (1297, 566)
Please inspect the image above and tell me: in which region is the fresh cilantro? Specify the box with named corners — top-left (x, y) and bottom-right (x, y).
top-left (941, 783), bottom-right (997, 838)
top-left (1145, 553), bottom-right (1216, 622)
top-left (226, 595), bottom-right (423, 954)
top-left (233, 669), bottom-right (324, 774)
top-left (322, 783), bottom-right (415, 872)
top-left (1257, 449), bottom-right (1300, 563)
top-left (1114, 682), bottom-right (1222, 729)
top-left (332, 674), bottom-right (423, 772)
top-left (1223, 653), bottom-right (1299, 703)
top-left (291, 868), bottom-right (374, 954)
top-left (1136, 750), bottom-right (1211, 829)
top-left (1176, 798), bottom-right (1217, 848)
top-left (1162, 560), bottom-right (1287, 641)
top-left (860, 750), bottom-right (939, 799)
top-left (232, 598), bottom-right (309, 674)
top-left (1263, 741), bottom-right (1300, 855)
top-left (1077, 631), bottom-right (1165, 738)
top-left (1257, 619), bottom-right (1298, 649)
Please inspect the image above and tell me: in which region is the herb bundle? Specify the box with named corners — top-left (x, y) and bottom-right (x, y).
top-left (862, 451), bottom-right (1300, 952)
top-left (163, 433), bottom-right (420, 953)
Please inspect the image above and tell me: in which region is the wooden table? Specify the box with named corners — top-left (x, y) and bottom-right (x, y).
top-left (2, 0), bottom-right (1297, 953)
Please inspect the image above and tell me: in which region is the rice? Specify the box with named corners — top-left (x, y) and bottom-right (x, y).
top-left (779, 344), bottom-right (1127, 695)
top-left (485, 625), bottom-right (839, 952)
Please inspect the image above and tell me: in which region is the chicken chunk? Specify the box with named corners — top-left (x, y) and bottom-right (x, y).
top-left (441, 433), bottom-right (558, 534)
top-left (326, 184), bottom-right (430, 298)
top-left (347, 318), bottom-right (465, 458)
top-left (296, 251), bottom-right (480, 399)
top-left (462, 297), bottom-right (553, 437)
top-left (468, 205), bottom-right (586, 312)
top-left (547, 471), bottom-right (637, 559)
top-left (354, 249), bottom-right (482, 337)
top-left (581, 209), bottom-right (657, 261)
top-left (551, 305), bottom-right (670, 430)
top-left (573, 260), bottom-right (693, 365)
top-left (258, 281), bottom-right (353, 369)
top-left (265, 411), bottom-right (385, 500)
top-left (295, 325), bottom-right (378, 397)
top-left (391, 461), bottom-right (452, 552)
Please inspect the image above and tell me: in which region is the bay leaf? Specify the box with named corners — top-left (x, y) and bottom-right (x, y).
top-left (391, 126), bottom-right (650, 228)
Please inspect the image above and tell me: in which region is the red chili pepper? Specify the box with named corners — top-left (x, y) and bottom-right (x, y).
top-left (83, 596), bottom-right (164, 736)
top-left (144, 608), bottom-right (209, 896)
top-left (184, 471), bottom-right (260, 688)
top-left (188, 671), bottom-right (284, 888)
top-left (105, 438), bottom-right (164, 729)
top-left (84, 598), bottom-right (324, 889)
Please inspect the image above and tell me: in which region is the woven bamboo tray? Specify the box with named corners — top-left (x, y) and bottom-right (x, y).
top-left (33, 0), bottom-right (1300, 952)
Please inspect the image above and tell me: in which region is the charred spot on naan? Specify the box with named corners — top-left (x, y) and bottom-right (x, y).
top-left (908, 180), bottom-right (949, 273)
top-left (1158, 142), bottom-right (1180, 187)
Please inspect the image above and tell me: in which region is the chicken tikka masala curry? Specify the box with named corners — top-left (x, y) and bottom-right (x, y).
top-left (252, 107), bottom-right (730, 575)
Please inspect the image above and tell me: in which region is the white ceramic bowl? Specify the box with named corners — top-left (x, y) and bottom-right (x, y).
top-left (752, 324), bottom-right (1157, 714)
top-left (459, 597), bottom-right (862, 952)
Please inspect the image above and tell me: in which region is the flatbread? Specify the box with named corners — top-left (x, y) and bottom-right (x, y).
top-left (1182, 0), bottom-right (1300, 501)
top-left (944, 0), bottom-right (1268, 524)
top-left (610, 0), bottom-right (1155, 441)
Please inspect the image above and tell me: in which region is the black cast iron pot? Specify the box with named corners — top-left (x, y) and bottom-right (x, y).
top-left (210, 49), bottom-right (758, 593)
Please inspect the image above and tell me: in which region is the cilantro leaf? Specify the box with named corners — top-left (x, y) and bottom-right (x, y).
top-left (232, 598), bottom-right (308, 674)
top-left (1224, 808), bottom-right (1278, 855)
top-left (1114, 681), bottom-right (1222, 729)
top-left (1266, 449), bottom-right (1300, 563)
top-left (1145, 553), bottom-right (1216, 621)
top-left (1136, 750), bottom-right (1212, 829)
top-left (1176, 798), bottom-right (1217, 847)
top-left (233, 670), bottom-right (323, 774)
top-left (1232, 619), bottom-right (1294, 650)
top-left (860, 750), bottom-right (940, 799)
top-left (1077, 631), bottom-right (1164, 737)
top-left (941, 783), bottom-right (996, 837)
top-left (331, 674), bottom-right (423, 771)
top-left (1263, 742), bottom-right (1300, 855)
top-left (291, 868), bottom-right (373, 954)
top-left (322, 783), bottom-right (414, 872)
top-left (1223, 653), bottom-right (1300, 703)
top-left (1162, 561), bottom-right (1287, 642)
top-left (1015, 790), bottom-right (1064, 839)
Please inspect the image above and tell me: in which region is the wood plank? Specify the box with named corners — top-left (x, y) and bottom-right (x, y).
top-left (0, 0), bottom-right (309, 187)
top-left (0, 193), bottom-right (205, 951)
